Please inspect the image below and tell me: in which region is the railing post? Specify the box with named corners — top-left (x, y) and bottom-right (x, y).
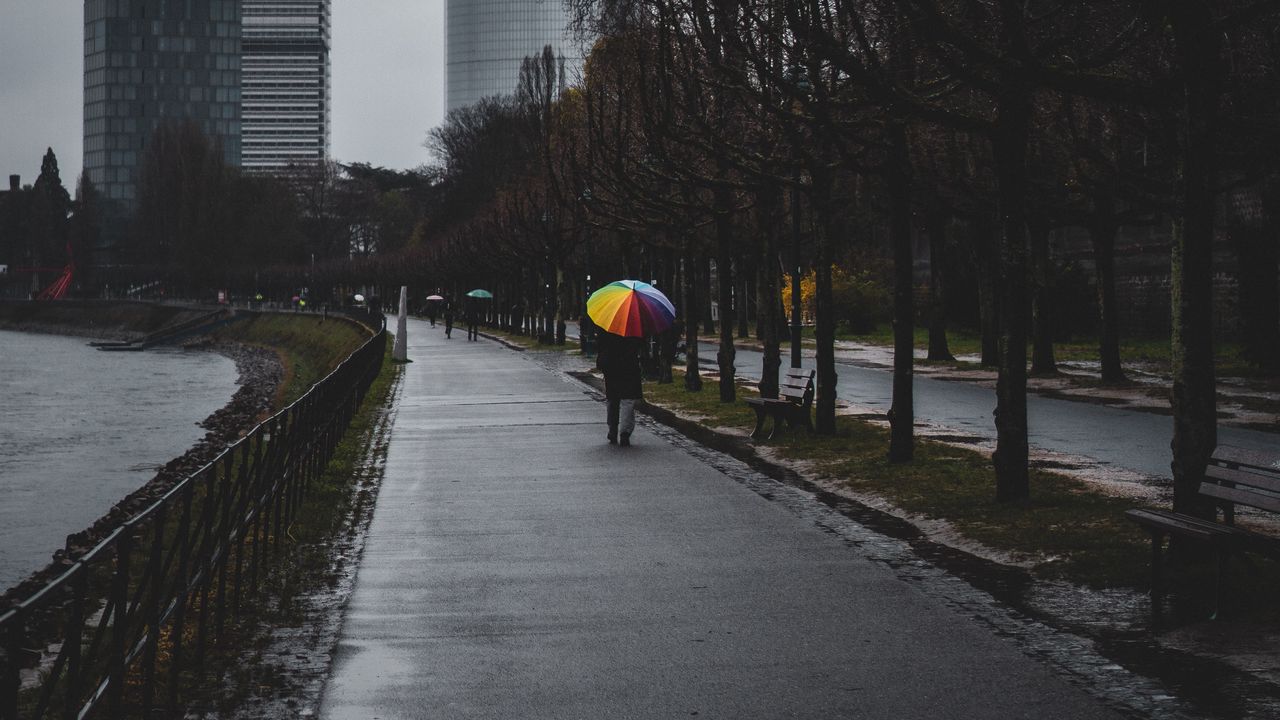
top-left (248, 418), bottom-right (276, 596)
top-left (193, 467), bottom-right (215, 682)
top-left (233, 434), bottom-right (262, 620)
top-left (65, 572), bottom-right (85, 720)
top-left (0, 612), bottom-right (23, 720)
top-left (273, 412), bottom-right (292, 554)
top-left (142, 507), bottom-right (167, 714)
top-left (107, 531), bottom-right (133, 719)
top-left (169, 478), bottom-right (196, 712)
top-left (272, 413), bottom-right (289, 556)
top-left (216, 444), bottom-right (244, 638)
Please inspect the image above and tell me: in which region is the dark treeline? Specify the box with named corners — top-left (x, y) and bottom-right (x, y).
top-left (1, 125), bottom-right (433, 304)
top-left (411, 0), bottom-right (1280, 514)
top-left (2, 1), bottom-right (1277, 513)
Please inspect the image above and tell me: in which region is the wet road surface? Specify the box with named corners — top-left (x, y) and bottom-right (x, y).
top-left (724, 345), bottom-right (1277, 481)
top-left (320, 319), bottom-right (1149, 719)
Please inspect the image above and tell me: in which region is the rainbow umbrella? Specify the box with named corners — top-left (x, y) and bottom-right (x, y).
top-left (587, 280), bottom-right (676, 337)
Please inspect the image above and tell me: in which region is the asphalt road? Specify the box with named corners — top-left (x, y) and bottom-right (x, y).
top-left (717, 343), bottom-right (1277, 481)
top-left (319, 319), bottom-right (1128, 719)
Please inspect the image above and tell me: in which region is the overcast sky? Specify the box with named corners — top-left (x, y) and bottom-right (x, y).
top-left (0, 0), bottom-right (446, 187)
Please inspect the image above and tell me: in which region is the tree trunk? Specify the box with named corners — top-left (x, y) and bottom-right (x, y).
top-left (755, 264), bottom-right (766, 341)
top-left (714, 184), bottom-right (737, 403)
top-left (971, 217), bottom-right (1001, 367)
top-left (925, 210), bottom-right (955, 362)
top-left (756, 186), bottom-right (783, 399)
top-left (1170, 219), bottom-right (1217, 518)
top-left (737, 260), bottom-right (751, 339)
top-left (659, 330), bottom-right (675, 383)
top-left (701, 253), bottom-right (715, 335)
top-left (555, 265), bottom-right (566, 345)
top-left (683, 248), bottom-right (703, 392)
top-left (887, 124), bottom-right (915, 463)
top-left (542, 266), bottom-right (556, 345)
top-left (1088, 216), bottom-right (1126, 383)
top-left (812, 166), bottom-right (839, 435)
top-left (1029, 221), bottom-right (1057, 376)
top-left (1169, 1), bottom-right (1223, 518)
top-left (991, 75), bottom-right (1031, 503)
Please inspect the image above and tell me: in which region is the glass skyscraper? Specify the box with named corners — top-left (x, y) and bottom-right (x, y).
top-left (83, 0), bottom-right (242, 205)
top-left (445, 0), bottom-right (583, 112)
top-left (241, 0), bottom-right (331, 174)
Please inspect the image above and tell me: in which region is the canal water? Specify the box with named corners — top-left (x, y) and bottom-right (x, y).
top-left (0, 329), bottom-right (239, 591)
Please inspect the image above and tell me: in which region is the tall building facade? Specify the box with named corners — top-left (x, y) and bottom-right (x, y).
top-left (241, 0), bottom-right (331, 174)
top-left (83, 0), bottom-right (242, 205)
top-left (445, 0), bottom-right (583, 112)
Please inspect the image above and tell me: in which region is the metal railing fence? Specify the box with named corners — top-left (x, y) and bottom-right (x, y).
top-left (0, 323), bottom-right (387, 719)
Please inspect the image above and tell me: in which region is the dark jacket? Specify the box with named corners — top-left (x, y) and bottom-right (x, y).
top-left (598, 333), bottom-right (644, 400)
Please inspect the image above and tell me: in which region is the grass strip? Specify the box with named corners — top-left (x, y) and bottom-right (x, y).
top-left (214, 313), bottom-right (368, 405)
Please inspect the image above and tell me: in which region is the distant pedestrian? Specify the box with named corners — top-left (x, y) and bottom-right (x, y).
top-left (465, 302), bottom-right (479, 341)
top-left (444, 305), bottom-right (454, 339)
top-left (597, 331), bottom-right (643, 446)
top-left (427, 303), bottom-right (437, 327)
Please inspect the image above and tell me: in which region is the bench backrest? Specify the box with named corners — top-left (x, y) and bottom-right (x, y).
top-left (779, 368), bottom-right (815, 405)
top-left (1201, 445), bottom-right (1280, 523)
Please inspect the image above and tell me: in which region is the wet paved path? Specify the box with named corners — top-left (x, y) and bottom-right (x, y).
top-left (320, 319), bottom-right (1130, 719)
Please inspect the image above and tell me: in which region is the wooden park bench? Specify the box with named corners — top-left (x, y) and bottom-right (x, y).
top-left (1125, 445), bottom-right (1280, 615)
top-left (744, 368), bottom-right (815, 440)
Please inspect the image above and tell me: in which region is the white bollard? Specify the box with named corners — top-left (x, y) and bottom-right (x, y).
top-left (393, 285), bottom-right (409, 362)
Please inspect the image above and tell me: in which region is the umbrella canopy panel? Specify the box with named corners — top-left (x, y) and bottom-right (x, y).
top-left (587, 280), bottom-right (676, 337)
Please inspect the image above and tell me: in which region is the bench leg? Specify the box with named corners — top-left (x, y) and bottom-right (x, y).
top-left (750, 408), bottom-right (767, 439)
top-left (1211, 549), bottom-right (1228, 620)
top-left (766, 412), bottom-right (783, 441)
top-left (1150, 532), bottom-right (1165, 612)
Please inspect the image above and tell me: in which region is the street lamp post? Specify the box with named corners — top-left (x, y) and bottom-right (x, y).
top-left (583, 273), bottom-right (596, 357)
top-left (580, 188), bottom-right (597, 357)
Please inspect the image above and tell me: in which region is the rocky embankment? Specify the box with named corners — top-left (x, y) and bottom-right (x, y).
top-left (0, 305), bottom-right (284, 607)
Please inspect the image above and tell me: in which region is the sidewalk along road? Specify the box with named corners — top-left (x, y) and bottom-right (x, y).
top-left (566, 323), bottom-right (1275, 482)
top-left (320, 318), bottom-right (1129, 719)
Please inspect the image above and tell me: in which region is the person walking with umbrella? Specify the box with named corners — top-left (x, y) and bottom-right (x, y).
top-left (465, 300), bottom-right (479, 341)
top-left (588, 280), bottom-right (676, 447)
top-left (464, 289), bottom-right (491, 341)
top-left (426, 293), bottom-right (444, 326)
top-left (598, 332), bottom-right (644, 445)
